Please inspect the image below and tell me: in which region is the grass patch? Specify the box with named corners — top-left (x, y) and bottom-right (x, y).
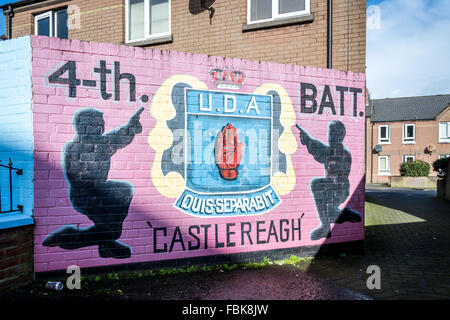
top-left (39, 255), bottom-right (318, 290)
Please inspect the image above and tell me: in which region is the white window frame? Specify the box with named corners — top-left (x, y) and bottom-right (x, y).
top-left (53, 9), bottom-right (67, 38)
top-left (439, 154), bottom-right (450, 159)
top-left (247, 0), bottom-right (311, 24)
top-left (403, 155), bottom-right (415, 163)
top-left (402, 123), bottom-right (415, 144)
top-left (378, 124), bottom-right (390, 144)
top-left (125, 0), bottom-right (171, 43)
top-left (378, 155), bottom-right (390, 176)
top-left (439, 122), bottom-right (450, 143)
top-left (35, 11), bottom-right (53, 37)
top-left (35, 9), bottom-right (67, 38)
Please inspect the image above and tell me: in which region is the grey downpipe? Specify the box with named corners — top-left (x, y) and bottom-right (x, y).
top-left (6, 5), bottom-right (14, 39)
top-left (327, 0), bottom-right (332, 69)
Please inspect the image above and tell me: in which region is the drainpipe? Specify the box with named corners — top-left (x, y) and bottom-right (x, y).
top-left (371, 121), bottom-right (374, 183)
top-left (327, 0), bottom-right (332, 69)
top-left (6, 5), bottom-right (14, 40)
top-left (370, 100), bottom-right (374, 183)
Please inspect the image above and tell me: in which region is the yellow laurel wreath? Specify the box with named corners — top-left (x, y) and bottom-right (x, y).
top-left (148, 75), bottom-right (208, 198)
top-left (254, 84), bottom-right (297, 196)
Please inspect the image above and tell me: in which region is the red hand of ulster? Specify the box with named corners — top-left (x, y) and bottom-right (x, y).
top-left (214, 123), bottom-right (244, 180)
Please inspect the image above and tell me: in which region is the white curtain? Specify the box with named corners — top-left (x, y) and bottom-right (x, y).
top-left (129, 0), bottom-right (145, 40)
top-left (279, 0), bottom-right (305, 14)
top-left (251, 0), bottom-right (272, 21)
top-left (150, 0), bottom-right (169, 35)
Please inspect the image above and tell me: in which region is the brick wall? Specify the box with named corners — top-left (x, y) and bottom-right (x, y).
top-left (29, 35), bottom-right (365, 273)
top-left (0, 226), bottom-right (34, 291)
top-left (6, 0), bottom-right (366, 73)
top-left (7, 0), bottom-right (124, 44)
top-left (158, 0), bottom-right (366, 73)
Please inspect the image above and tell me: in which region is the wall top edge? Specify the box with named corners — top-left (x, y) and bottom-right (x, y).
top-left (28, 35), bottom-right (366, 82)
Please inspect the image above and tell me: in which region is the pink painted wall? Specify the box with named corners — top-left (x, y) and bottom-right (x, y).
top-left (31, 36), bottom-right (365, 272)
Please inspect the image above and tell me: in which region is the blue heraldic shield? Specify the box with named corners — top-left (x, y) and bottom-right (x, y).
top-left (174, 89), bottom-right (281, 217)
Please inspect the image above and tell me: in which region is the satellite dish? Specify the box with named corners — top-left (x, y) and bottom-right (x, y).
top-left (189, 0), bottom-right (216, 14)
top-left (427, 144), bottom-right (435, 153)
top-left (374, 144), bottom-right (382, 153)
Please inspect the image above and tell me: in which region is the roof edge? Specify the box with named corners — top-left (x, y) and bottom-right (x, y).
top-left (1, 0), bottom-right (47, 11)
top-left (371, 93), bottom-right (450, 102)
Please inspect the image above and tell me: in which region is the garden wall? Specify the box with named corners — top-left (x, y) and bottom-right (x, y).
top-left (0, 37), bottom-right (34, 290)
top-left (390, 176), bottom-right (437, 189)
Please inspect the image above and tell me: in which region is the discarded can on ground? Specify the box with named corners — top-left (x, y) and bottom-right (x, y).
top-left (46, 281), bottom-right (63, 291)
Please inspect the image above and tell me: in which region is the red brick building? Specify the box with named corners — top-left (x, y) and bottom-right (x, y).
top-left (2, 0), bottom-right (366, 73)
top-left (366, 95), bottom-right (450, 184)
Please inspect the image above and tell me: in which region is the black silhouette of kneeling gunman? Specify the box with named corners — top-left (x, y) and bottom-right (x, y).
top-left (43, 107), bottom-right (144, 259)
top-left (296, 121), bottom-right (361, 240)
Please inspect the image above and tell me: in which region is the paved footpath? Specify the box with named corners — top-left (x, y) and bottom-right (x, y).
top-left (302, 186), bottom-right (450, 300)
top-left (3, 186), bottom-right (448, 301)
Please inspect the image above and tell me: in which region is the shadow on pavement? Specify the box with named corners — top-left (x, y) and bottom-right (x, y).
top-left (304, 187), bottom-right (450, 299)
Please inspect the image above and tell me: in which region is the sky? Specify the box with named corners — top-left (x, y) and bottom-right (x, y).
top-left (1, 0), bottom-right (449, 99)
top-left (366, 0), bottom-right (450, 98)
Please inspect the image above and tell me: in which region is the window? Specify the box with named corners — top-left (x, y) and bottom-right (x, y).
top-left (403, 155), bottom-right (415, 163)
top-left (35, 9), bottom-right (68, 39)
top-left (378, 125), bottom-right (390, 144)
top-left (403, 124), bottom-right (415, 143)
top-left (248, 0), bottom-right (310, 24)
top-left (439, 154), bottom-right (450, 159)
top-left (439, 122), bottom-right (450, 143)
top-left (126, 0), bottom-right (170, 42)
top-left (0, 159), bottom-right (33, 229)
top-left (378, 155), bottom-right (390, 175)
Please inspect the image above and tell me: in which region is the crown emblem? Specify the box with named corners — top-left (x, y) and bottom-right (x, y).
top-left (209, 67), bottom-right (246, 90)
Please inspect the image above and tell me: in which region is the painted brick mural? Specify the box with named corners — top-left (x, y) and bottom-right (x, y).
top-left (27, 36), bottom-right (365, 272)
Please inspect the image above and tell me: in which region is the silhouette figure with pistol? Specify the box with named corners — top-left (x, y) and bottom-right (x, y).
top-left (296, 121), bottom-right (361, 240)
top-left (43, 107), bottom-right (144, 259)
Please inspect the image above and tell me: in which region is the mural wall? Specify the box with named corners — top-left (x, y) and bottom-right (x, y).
top-left (30, 36), bottom-right (365, 272)
top-left (0, 36), bottom-right (34, 229)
